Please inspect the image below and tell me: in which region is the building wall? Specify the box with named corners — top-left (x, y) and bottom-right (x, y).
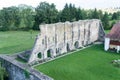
top-left (110, 44), bottom-right (117, 49)
top-left (104, 38), bottom-right (120, 53)
top-left (28, 19), bottom-right (105, 63)
top-left (104, 38), bottom-right (110, 51)
top-left (0, 55), bottom-right (53, 80)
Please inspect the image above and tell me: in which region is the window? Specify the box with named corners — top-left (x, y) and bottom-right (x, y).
top-left (38, 52), bottom-right (42, 58)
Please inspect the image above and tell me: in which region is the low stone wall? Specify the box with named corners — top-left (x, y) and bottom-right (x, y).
top-left (0, 55), bottom-right (53, 80)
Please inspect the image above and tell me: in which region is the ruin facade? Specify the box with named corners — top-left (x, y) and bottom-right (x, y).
top-left (28, 19), bottom-right (105, 63)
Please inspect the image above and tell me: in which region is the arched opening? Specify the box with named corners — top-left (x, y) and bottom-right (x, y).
top-left (67, 43), bottom-right (70, 51)
top-left (47, 49), bottom-right (53, 58)
top-left (74, 41), bottom-right (79, 49)
top-left (38, 52), bottom-right (42, 59)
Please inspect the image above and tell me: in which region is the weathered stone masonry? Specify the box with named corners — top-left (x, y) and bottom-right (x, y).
top-left (28, 19), bottom-right (105, 63)
top-left (0, 55), bottom-right (53, 80)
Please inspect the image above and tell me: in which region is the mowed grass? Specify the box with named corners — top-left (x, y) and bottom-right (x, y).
top-left (35, 44), bottom-right (120, 80)
top-left (105, 30), bottom-right (110, 34)
top-left (0, 31), bottom-right (38, 54)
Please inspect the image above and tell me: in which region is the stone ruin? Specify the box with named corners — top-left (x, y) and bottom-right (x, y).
top-left (25, 19), bottom-right (105, 64)
top-left (0, 19), bottom-right (105, 80)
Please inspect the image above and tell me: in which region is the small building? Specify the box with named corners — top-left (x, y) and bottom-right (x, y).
top-left (104, 22), bottom-right (120, 53)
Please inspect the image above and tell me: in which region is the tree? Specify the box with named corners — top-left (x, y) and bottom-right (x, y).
top-left (117, 11), bottom-right (120, 19)
top-left (0, 6), bottom-right (20, 31)
top-left (112, 12), bottom-right (118, 20)
top-left (0, 2), bottom-right (117, 31)
top-left (81, 9), bottom-right (88, 19)
top-left (102, 12), bottom-right (110, 29)
top-left (0, 8), bottom-right (9, 31)
top-left (97, 10), bottom-right (103, 19)
top-left (69, 4), bottom-right (77, 21)
top-left (60, 3), bottom-right (78, 22)
top-left (0, 7), bottom-right (12, 30)
top-left (18, 4), bottom-right (35, 30)
top-left (76, 8), bottom-right (82, 20)
top-left (91, 8), bottom-right (99, 19)
top-left (0, 10), bottom-right (3, 29)
top-left (0, 63), bottom-right (8, 80)
top-left (33, 2), bottom-right (58, 30)
top-left (60, 3), bottom-right (70, 22)
top-left (56, 11), bottom-right (62, 22)
top-left (0, 5), bottom-right (35, 31)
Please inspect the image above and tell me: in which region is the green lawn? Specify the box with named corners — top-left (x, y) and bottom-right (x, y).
top-left (0, 31), bottom-right (38, 54)
top-left (35, 45), bottom-right (120, 80)
top-left (105, 30), bottom-right (110, 34)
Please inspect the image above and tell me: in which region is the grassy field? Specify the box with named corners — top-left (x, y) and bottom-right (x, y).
top-left (0, 31), bottom-right (38, 54)
top-left (35, 44), bottom-right (120, 80)
top-left (105, 30), bottom-right (110, 34)
top-left (1, 30), bottom-right (119, 80)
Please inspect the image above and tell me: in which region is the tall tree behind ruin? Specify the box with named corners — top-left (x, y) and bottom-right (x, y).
top-left (33, 2), bottom-right (58, 30)
top-left (18, 4), bottom-right (35, 30)
top-left (102, 12), bottom-right (110, 29)
top-left (0, 5), bottom-right (34, 31)
top-left (0, 7), bottom-right (20, 31)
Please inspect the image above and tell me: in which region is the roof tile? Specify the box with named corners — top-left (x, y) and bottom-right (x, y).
top-left (106, 22), bottom-right (120, 40)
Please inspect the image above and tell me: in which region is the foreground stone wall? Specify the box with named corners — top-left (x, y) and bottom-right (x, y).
top-left (0, 55), bottom-right (53, 80)
top-left (28, 19), bottom-right (105, 63)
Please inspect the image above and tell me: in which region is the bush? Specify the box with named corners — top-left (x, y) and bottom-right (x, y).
top-left (112, 59), bottom-right (120, 67)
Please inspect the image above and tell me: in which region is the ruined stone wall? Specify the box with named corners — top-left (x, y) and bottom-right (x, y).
top-left (28, 19), bottom-right (105, 63)
top-left (0, 55), bottom-right (53, 80)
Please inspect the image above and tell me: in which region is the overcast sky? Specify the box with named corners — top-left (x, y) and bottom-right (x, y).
top-left (0, 0), bottom-right (120, 10)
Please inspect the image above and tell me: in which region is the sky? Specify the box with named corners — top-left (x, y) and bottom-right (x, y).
top-left (0, 0), bottom-right (120, 10)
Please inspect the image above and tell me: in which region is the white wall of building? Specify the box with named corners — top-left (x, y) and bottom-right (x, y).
top-left (104, 38), bottom-right (110, 51)
top-left (117, 46), bottom-right (120, 53)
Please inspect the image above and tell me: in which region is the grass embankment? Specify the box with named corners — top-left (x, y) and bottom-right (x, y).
top-left (0, 31), bottom-right (38, 54)
top-left (35, 44), bottom-right (120, 80)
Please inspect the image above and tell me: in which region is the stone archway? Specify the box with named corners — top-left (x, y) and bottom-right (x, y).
top-left (47, 49), bottom-right (53, 58)
top-left (74, 41), bottom-right (79, 49)
top-left (66, 43), bottom-right (70, 51)
top-left (37, 52), bottom-right (42, 59)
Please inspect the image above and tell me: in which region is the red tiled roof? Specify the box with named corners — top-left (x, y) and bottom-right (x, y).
top-left (106, 22), bottom-right (120, 40)
top-left (110, 41), bottom-right (120, 45)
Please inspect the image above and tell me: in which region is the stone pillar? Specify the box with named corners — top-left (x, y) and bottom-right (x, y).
top-left (104, 38), bottom-right (110, 51)
top-left (43, 51), bottom-right (47, 59)
top-left (41, 52), bottom-right (44, 60)
top-left (117, 46), bottom-right (120, 53)
top-left (63, 45), bottom-right (67, 53)
top-left (53, 49), bottom-right (56, 57)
